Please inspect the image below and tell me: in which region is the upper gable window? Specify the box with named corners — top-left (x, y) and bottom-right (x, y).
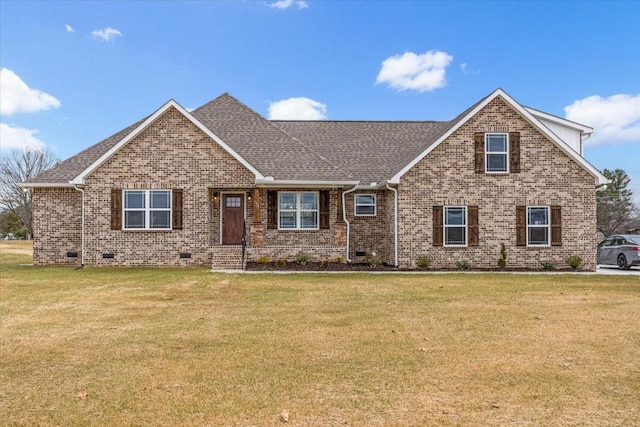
top-left (123, 190), bottom-right (171, 230)
top-left (485, 133), bottom-right (509, 173)
top-left (355, 194), bottom-right (376, 216)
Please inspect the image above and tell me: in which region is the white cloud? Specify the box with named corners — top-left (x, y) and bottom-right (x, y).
top-left (92, 27), bottom-right (122, 41)
top-left (269, 0), bottom-right (308, 9)
top-left (65, 24), bottom-right (75, 33)
top-left (0, 123), bottom-right (46, 151)
top-left (0, 68), bottom-right (61, 116)
top-left (376, 50), bottom-right (453, 92)
top-left (268, 97), bottom-right (327, 120)
top-left (565, 94), bottom-right (640, 146)
top-left (460, 62), bottom-right (480, 74)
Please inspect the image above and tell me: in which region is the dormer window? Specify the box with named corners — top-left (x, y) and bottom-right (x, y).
top-left (485, 133), bottom-right (508, 173)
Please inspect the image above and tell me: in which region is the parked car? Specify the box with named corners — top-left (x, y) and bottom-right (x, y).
top-left (597, 234), bottom-right (640, 270)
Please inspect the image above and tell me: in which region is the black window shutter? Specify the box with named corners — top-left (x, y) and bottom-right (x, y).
top-left (516, 206), bottom-right (526, 246)
top-left (111, 189), bottom-right (122, 230)
top-left (551, 206), bottom-right (562, 246)
top-left (319, 190), bottom-right (330, 229)
top-left (433, 206), bottom-right (443, 247)
top-left (474, 132), bottom-right (485, 173)
top-left (172, 189), bottom-right (183, 230)
top-left (509, 132), bottom-right (521, 173)
top-left (267, 190), bottom-right (277, 229)
top-left (468, 206), bottom-right (479, 246)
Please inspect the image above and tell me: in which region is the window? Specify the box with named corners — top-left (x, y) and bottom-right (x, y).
top-left (355, 194), bottom-right (376, 216)
top-left (444, 206), bottom-right (467, 246)
top-left (123, 190), bottom-right (171, 230)
top-left (485, 133), bottom-right (508, 173)
top-left (278, 192), bottom-right (318, 230)
top-left (527, 206), bottom-right (549, 246)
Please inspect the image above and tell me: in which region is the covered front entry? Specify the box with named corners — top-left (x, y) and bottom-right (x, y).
top-left (221, 193), bottom-right (245, 245)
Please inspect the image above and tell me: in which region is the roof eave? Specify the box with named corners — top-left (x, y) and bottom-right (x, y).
top-left (19, 182), bottom-right (76, 188)
top-left (255, 179), bottom-right (360, 188)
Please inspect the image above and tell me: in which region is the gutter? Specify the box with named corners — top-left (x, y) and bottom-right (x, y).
top-left (73, 185), bottom-right (85, 267)
top-left (255, 179), bottom-right (359, 188)
top-left (385, 182), bottom-right (399, 267)
top-left (341, 184), bottom-right (359, 263)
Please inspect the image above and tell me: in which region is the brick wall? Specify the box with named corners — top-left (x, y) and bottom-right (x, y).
top-left (81, 107), bottom-right (254, 266)
top-left (397, 97), bottom-right (598, 270)
top-left (343, 190), bottom-right (394, 264)
top-left (32, 187), bottom-right (82, 265)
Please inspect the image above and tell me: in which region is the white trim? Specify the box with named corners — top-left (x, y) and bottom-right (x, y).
top-left (385, 183), bottom-right (398, 267)
top-left (255, 179), bottom-right (359, 188)
top-left (19, 182), bottom-right (75, 188)
top-left (526, 206), bottom-right (551, 247)
top-left (277, 191), bottom-right (319, 230)
top-left (70, 100), bottom-right (264, 185)
top-left (219, 192), bottom-right (246, 245)
top-left (485, 133), bottom-right (509, 174)
top-left (354, 194), bottom-right (377, 216)
top-left (443, 206), bottom-right (468, 247)
top-left (525, 107), bottom-right (594, 134)
top-left (389, 88), bottom-right (608, 186)
top-left (73, 185), bottom-right (85, 266)
top-left (342, 184), bottom-right (359, 263)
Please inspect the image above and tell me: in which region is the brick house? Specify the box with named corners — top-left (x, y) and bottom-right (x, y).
top-left (23, 88), bottom-right (607, 270)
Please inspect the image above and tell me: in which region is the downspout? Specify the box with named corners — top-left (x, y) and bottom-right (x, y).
top-left (385, 183), bottom-right (398, 267)
top-left (341, 184), bottom-right (359, 263)
top-left (73, 185), bottom-right (85, 267)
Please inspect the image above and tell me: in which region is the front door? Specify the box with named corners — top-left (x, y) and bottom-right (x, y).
top-left (222, 194), bottom-right (244, 245)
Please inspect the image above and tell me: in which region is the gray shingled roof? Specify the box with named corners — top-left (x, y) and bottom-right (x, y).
top-left (26, 92), bottom-right (477, 185)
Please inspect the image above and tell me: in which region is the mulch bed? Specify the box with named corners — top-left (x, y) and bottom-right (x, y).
top-left (244, 262), bottom-right (584, 272)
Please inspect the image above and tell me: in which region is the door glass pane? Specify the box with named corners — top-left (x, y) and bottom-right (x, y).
top-left (150, 191), bottom-right (170, 209)
top-left (125, 191), bottom-right (145, 209)
top-left (226, 196), bottom-right (241, 208)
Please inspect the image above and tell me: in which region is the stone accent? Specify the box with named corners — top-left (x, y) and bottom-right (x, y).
top-left (249, 223), bottom-right (264, 247)
top-left (32, 187), bottom-right (82, 266)
top-left (396, 97), bottom-right (598, 270)
top-left (334, 222), bottom-right (346, 247)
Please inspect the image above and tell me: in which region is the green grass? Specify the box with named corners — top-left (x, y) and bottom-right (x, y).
top-left (1, 241), bottom-right (639, 426)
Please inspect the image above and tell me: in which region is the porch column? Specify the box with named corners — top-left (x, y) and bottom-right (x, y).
top-left (249, 188), bottom-right (264, 247)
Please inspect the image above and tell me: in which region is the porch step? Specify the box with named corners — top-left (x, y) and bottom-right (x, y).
top-left (211, 246), bottom-right (246, 270)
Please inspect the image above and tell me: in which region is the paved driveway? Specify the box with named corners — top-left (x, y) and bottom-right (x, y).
top-left (596, 265), bottom-right (640, 275)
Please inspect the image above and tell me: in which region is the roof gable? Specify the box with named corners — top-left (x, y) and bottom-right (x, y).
top-left (389, 88), bottom-right (607, 185)
top-left (70, 99), bottom-right (263, 184)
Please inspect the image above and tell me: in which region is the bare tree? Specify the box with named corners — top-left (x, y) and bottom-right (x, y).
top-left (0, 149), bottom-right (58, 236)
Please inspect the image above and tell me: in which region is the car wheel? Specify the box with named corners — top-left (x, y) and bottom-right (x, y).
top-left (617, 254), bottom-right (630, 270)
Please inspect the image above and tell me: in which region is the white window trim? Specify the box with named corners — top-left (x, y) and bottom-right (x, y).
top-left (444, 206), bottom-right (467, 247)
top-left (485, 133), bottom-right (509, 174)
top-left (526, 206), bottom-right (550, 247)
top-left (354, 194), bottom-right (377, 216)
top-left (123, 189), bottom-right (172, 230)
top-left (278, 191), bottom-right (319, 230)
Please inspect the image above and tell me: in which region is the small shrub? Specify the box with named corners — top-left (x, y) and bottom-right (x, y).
top-left (333, 256), bottom-right (346, 264)
top-left (367, 251), bottom-right (382, 268)
top-left (296, 252), bottom-right (310, 265)
top-left (257, 255), bottom-right (270, 264)
top-left (540, 260), bottom-right (557, 270)
top-left (498, 243), bottom-right (507, 269)
top-left (565, 255), bottom-right (583, 269)
top-left (275, 259), bottom-right (286, 268)
top-left (416, 255), bottom-right (432, 270)
top-left (455, 260), bottom-right (471, 270)
top-left (320, 260), bottom-right (330, 269)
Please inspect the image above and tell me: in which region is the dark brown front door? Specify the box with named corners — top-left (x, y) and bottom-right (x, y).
top-left (222, 194), bottom-right (244, 245)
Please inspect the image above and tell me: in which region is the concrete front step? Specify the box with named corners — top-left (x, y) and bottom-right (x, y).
top-left (211, 245), bottom-right (246, 270)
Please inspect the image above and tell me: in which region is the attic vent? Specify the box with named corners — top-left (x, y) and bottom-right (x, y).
top-left (102, 253), bottom-right (115, 259)
top-left (66, 251), bottom-right (78, 258)
top-left (179, 253), bottom-right (192, 259)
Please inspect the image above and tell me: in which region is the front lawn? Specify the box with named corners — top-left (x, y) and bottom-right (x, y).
top-left (1, 241), bottom-right (638, 426)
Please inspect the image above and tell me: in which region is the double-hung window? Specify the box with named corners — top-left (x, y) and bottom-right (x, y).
top-left (355, 194), bottom-right (376, 216)
top-left (123, 190), bottom-right (171, 230)
top-left (485, 133), bottom-right (509, 173)
top-left (444, 206), bottom-right (467, 246)
top-left (279, 192), bottom-right (318, 230)
top-left (527, 206), bottom-right (549, 246)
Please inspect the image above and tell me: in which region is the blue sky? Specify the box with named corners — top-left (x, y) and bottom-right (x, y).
top-left (1, 0), bottom-right (639, 201)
